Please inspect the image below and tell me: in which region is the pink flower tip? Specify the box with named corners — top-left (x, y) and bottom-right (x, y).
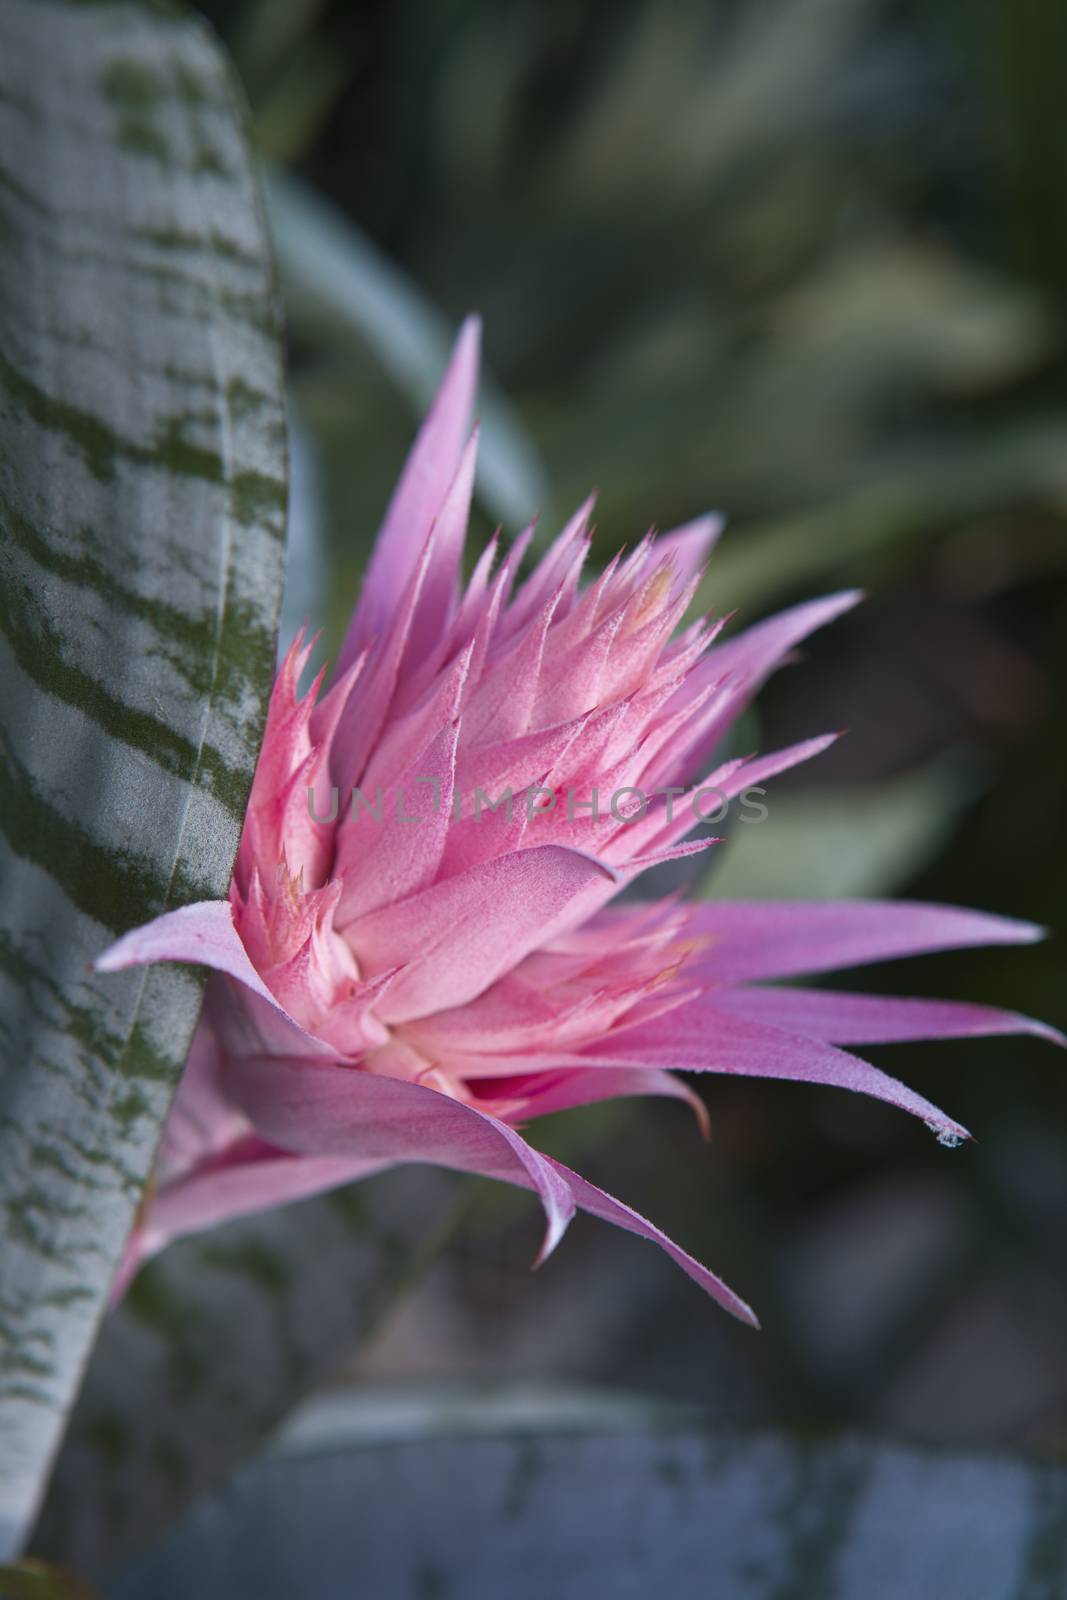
top-left (93, 319), bottom-right (1061, 1325)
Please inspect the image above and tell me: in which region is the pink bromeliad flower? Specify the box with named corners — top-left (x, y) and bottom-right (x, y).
top-left (99, 319), bottom-right (1059, 1321)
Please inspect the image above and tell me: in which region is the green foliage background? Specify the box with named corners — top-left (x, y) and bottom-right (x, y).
top-left (179, 0), bottom-right (1067, 1449)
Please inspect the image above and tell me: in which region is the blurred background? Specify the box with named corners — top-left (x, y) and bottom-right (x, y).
top-left (198, 0), bottom-right (1067, 1449)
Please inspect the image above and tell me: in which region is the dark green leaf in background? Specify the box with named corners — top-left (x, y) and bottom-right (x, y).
top-left (268, 170), bottom-right (547, 535)
top-left (702, 762), bottom-right (974, 901)
top-left (109, 1394), bottom-right (1067, 1599)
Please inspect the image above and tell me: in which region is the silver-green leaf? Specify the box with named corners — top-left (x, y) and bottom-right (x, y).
top-left (109, 1394), bottom-right (1067, 1598)
top-left (0, 0), bottom-right (287, 1556)
top-left (32, 1171), bottom-right (468, 1576)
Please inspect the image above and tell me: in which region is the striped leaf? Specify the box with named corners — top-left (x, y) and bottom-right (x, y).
top-left (0, 0), bottom-right (286, 1556)
top-left (32, 1170), bottom-right (468, 1575)
top-left (109, 1397), bottom-right (1067, 1598)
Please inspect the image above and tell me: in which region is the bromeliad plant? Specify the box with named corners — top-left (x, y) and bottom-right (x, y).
top-left (99, 319), bottom-right (1059, 1323)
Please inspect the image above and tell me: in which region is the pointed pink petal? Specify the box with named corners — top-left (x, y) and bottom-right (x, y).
top-left (464, 582), bottom-right (565, 744)
top-left (348, 845), bottom-right (617, 1023)
top-left (500, 495), bottom-right (594, 641)
top-left (524, 834), bottom-right (716, 944)
top-left (330, 501), bottom-right (450, 791)
top-left (404, 427), bottom-right (480, 677)
top-left (448, 530), bottom-right (500, 648)
top-left (455, 714), bottom-right (588, 803)
top-left (708, 986), bottom-right (1065, 1047)
top-left (676, 591), bottom-right (861, 776)
top-left (655, 513), bottom-right (724, 585)
top-left (95, 901), bottom-right (337, 1058)
top-left (335, 720), bottom-right (459, 925)
top-left (366, 641), bottom-right (474, 791)
top-left (614, 836), bottom-right (720, 875)
top-left (268, 742), bottom-right (336, 887)
top-left (709, 733), bottom-right (839, 797)
top-left (437, 787), bottom-right (529, 878)
top-left (338, 316), bottom-right (480, 672)
top-left (309, 648), bottom-right (367, 748)
top-left (314, 972), bottom-right (396, 1054)
top-left (227, 1056), bottom-right (576, 1263)
top-left (483, 1065), bottom-right (710, 1135)
top-left (582, 1003), bottom-right (970, 1142)
top-left (488, 521), bottom-right (536, 616)
top-left (155, 1013), bottom-right (248, 1185)
top-left (631, 733), bottom-right (839, 859)
top-left (702, 589), bottom-right (862, 685)
top-left (411, 973), bottom-right (590, 1052)
top-left (113, 1137), bottom-right (391, 1299)
top-left (96, 900), bottom-right (279, 1008)
top-left (687, 900), bottom-right (1044, 984)
top-left (245, 631), bottom-right (318, 806)
top-left (532, 604), bottom-right (624, 722)
top-left (544, 1157), bottom-right (758, 1325)
top-left (145, 1144), bottom-right (390, 1263)
top-left (226, 1055), bottom-right (749, 1316)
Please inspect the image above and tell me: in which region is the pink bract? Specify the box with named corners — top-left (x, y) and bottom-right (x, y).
top-left (98, 317), bottom-right (1060, 1322)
